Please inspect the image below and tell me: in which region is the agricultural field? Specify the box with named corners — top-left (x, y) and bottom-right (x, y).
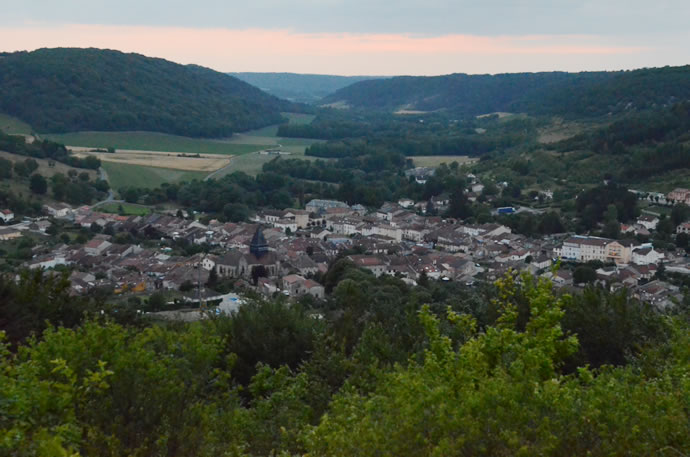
top-left (70, 148), bottom-right (231, 172)
top-left (97, 202), bottom-right (152, 216)
top-left (101, 162), bottom-right (206, 190)
top-left (0, 113), bottom-right (32, 135)
top-left (212, 149), bottom-right (323, 178)
top-left (410, 155), bottom-right (479, 168)
top-left (43, 131), bottom-right (270, 156)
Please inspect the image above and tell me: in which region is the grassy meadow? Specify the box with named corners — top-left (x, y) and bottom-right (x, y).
top-left (0, 113), bottom-right (32, 135)
top-left (97, 202), bottom-right (152, 216)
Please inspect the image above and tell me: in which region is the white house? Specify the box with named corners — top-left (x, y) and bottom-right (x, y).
top-left (0, 209), bottom-right (14, 223)
top-left (637, 214), bottom-right (659, 231)
top-left (84, 239), bottom-right (112, 256)
top-left (274, 219), bottom-right (298, 233)
top-left (202, 255), bottom-right (217, 271)
top-left (398, 198), bottom-right (415, 209)
top-left (632, 247), bottom-right (665, 265)
top-left (554, 236), bottom-right (611, 262)
top-left (29, 255), bottom-right (69, 270)
top-left (43, 203), bottom-right (74, 219)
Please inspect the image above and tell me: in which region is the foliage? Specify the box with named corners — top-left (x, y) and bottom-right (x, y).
top-left (322, 65), bottom-right (690, 118)
top-left (0, 48), bottom-right (304, 137)
top-left (1, 267), bottom-right (689, 456)
top-left (305, 273), bottom-right (690, 456)
top-left (29, 173), bottom-right (47, 194)
top-left (0, 131), bottom-right (100, 169)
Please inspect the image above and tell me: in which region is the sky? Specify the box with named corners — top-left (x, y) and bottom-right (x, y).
top-left (2, 0), bottom-right (689, 75)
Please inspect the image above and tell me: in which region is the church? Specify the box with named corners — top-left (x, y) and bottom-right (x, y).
top-left (215, 226), bottom-right (281, 279)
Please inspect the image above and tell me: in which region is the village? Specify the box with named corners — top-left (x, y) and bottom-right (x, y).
top-left (1, 185), bottom-right (690, 313)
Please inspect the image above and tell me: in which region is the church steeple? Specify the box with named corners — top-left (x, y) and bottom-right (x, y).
top-left (250, 226), bottom-right (269, 258)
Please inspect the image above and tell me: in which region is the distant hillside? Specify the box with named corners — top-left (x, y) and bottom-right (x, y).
top-left (0, 48), bottom-right (303, 137)
top-left (322, 66), bottom-right (690, 117)
top-left (230, 72), bottom-right (384, 103)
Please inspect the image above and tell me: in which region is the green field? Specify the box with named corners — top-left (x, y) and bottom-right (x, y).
top-left (213, 150), bottom-right (325, 177)
top-left (43, 131), bottom-right (270, 155)
top-left (102, 162), bottom-right (206, 190)
top-left (97, 202), bottom-right (152, 216)
top-left (0, 113), bottom-right (32, 135)
top-left (42, 112), bottom-right (316, 155)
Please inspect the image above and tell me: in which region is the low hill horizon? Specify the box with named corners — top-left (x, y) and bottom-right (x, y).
top-left (230, 72), bottom-right (385, 104)
top-left (321, 65), bottom-right (690, 117)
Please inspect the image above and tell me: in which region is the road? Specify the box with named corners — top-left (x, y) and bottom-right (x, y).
top-left (203, 145), bottom-right (283, 182)
top-left (204, 156), bottom-right (235, 181)
top-left (98, 166), bottom-right (115, 202)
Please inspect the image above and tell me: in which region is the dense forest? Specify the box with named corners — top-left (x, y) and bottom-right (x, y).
top-left (322, 66), bottom-right (690, 117)
top-left (1, 265), bottom-right (688, 456)
top-left (0, 48), bottom-right (305, 137)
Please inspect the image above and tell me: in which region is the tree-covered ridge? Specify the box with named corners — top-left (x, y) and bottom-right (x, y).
top-left (322, 66), bottom-right (690, 117)
top-left (0, 48), bottom-right (304, 137)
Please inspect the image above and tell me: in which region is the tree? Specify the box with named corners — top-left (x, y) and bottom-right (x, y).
top-left (13, 161), bottom-right (29, 177)
top-left (179, 279), bottom-right (195, 292)
top-left (24, 158), bottom-right (39, 174)
top-left (602, 204), bottom-right (620, 239)
top-left (123, 188), bottom-right (139, 204)
top-left (0, 158), bottom-right (12, 179)
top-left (573, 265), bottom-right (597, 284)
top-left (251, 265), bottom-right (268, 286)
top-left (671, 204), bottom-right (690, 226)
top-left (217, 299), bottom-right (318, 385)
top-left (147, 292), bottom-right (167, 311)
top-left (446, 188), bottom-right (472, 219)
top-left (223, 202), bottom-right (249, 222)
top-left (676, 232), bottom-right (689, 249)
top-left (206, 266), bottom-right (219, 288)
top-left (538, 211), bottom-right (565, 234)
top-left (29, 173), bottom-right (47, 194)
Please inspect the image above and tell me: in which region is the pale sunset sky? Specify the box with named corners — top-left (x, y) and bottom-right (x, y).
top-left (2, 0), bottom-right (689, 75)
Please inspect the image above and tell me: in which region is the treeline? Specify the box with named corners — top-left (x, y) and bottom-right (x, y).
top-left (0, 131), bottom-right (100, 169)
top-left (323, 65), bottom-right (690, 117)
top-left (0, 48), bottom-right (306, 137)
top-left (1, 262), bottom-right (687, 456)
top-left (286, 112), bottom-right (536, 157)
top-left (120, 168), bottom-right (338, 221)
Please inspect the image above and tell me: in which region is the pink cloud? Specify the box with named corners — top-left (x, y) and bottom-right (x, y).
top-left (0, 24), bottom-right (651, 75)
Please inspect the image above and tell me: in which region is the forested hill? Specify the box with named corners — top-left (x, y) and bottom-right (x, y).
top-left (322, 66), bottom-right (690, 117)
top-left (229, 72), bottom-right (383, 103)
top-left (0, 48), bottom-right (304, 137)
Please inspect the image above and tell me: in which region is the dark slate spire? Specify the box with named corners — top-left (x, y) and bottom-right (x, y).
top-left (250, 226), bottom-right (269, 258)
